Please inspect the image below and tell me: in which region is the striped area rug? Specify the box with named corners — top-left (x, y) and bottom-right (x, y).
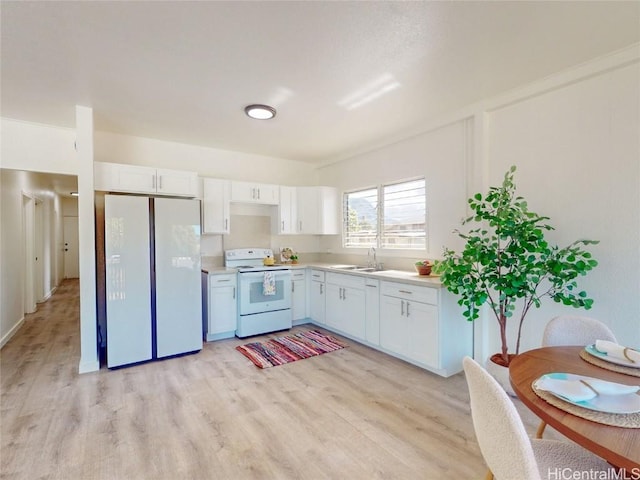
top-left (236, 329), bottom-right (348, 369)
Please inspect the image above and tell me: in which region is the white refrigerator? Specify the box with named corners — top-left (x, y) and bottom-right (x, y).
top-left (105, 195), bottom-right (202, 368)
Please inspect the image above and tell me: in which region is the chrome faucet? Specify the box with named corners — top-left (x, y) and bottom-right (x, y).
top-left (368, 247), bottom-right (377, 269)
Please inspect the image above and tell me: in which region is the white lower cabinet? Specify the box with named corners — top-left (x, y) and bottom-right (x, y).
top-left (380, 282), bottom-right (439, 367)
top-left (202, 272), bottom-right (237, 341)
top-left (309, 270), bottom-right (326, 325)
top-left (364, 279), bottom-right (380, 345)
top-left (302, 267), bottom-right (472, 377)
top-left (379, 280), bottom-right (470, 376)
top-left (291, 269), bottom-right (307, 323)
top-left (325, 273), bottom-right (366, 339)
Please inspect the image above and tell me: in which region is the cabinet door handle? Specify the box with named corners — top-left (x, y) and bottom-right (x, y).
top-left (399, 290), bottom-right (413, 294)
top-left (366, 284), bottom-right (377, 288)
top-left (233, 287), bottom-right (236, 299)
top-left (320, 284), bottom-right (323, 294)
top-left (257, 188), bottom-right (261, 199)
top-left (401, 300), bottom-right (405, 316)
top-left (406, 301), bottom-right (410, 317)
top-left (282, 220), bottom-right (285, 230)
top-left (152, 175), bottom-right (156, 189)
top-left (292, 282), bottom-right (295, 293)
top-left (299, 220), bottom-right (302, 231)
top-left (159, 175), bottom-right (163, 190)
top-left (218, 279), bottom-right (231, 282)
top-left (225, 219), bottom-right (228, 230)
top-left (343, 288), bottom-right (346, 300)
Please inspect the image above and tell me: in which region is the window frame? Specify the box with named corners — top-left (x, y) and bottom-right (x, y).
top-left (342, 176), bottom-right (427, 251)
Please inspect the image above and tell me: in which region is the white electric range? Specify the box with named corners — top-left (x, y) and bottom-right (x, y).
top-left (224, 248), bottom-right (292, 337)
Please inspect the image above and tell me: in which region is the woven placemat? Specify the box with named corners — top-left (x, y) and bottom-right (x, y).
top-left (580, 349), bottom-right (640, 378)
top-left (532, 382), bottom-right (640, 428)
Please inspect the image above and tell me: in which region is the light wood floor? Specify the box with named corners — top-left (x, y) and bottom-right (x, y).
top-left (1, 279), bottom-right (555, 480)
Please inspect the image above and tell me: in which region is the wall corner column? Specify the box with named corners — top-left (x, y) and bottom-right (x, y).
top-left (76, 106), bottom-right (99, 374)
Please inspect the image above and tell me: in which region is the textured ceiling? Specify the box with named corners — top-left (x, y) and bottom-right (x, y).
top-left (2, 1), bottom-right (639, 164)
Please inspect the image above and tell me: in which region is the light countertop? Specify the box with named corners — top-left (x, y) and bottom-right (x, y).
top-left (202, 261), bottom-right (442, 288)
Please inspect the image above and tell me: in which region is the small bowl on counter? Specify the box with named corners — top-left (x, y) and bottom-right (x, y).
top-left (414, 261), bottom-right (433, 276)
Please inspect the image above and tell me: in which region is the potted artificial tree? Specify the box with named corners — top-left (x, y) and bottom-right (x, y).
top-left (435, 166), bottom-right (598, 391)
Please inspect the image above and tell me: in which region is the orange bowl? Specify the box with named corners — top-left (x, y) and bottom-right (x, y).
top-left (414, 264), bottom-right (432, 276)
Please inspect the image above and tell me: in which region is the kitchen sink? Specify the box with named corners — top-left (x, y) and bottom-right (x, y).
top-left (330, 265), bottom-right (383, 273)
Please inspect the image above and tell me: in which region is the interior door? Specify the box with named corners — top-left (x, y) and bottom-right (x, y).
top-left (63, 216), bottom-right (80, 278)
top-left (34, 198), bottom-right (45, 302)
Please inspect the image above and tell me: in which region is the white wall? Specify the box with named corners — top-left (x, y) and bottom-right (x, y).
top-left (94, 130), bottom-right (316, 185)
top-left (1, 118), bottom-right (77, 173)
top-left (486, 61), bottom-right (640, 354)
top-left (317, 119), bottom-right (470, 262)
top-left (317, 47), bottom-right (640, 358)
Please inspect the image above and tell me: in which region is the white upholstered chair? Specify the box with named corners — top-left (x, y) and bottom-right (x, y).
top-left (537, 315), bottom-right (618, 437)
top-left (462, 357), bottom-right (610, 480)
top-left (542, 315), bottom-right (617, 348)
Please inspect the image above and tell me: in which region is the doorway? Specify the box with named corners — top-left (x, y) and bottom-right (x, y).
top-left (63, 216), bottom-right (80, 278)
top-left (35, 198), bottom-right (45, 302)
top-left (22, 193), bottom-right (36, 314)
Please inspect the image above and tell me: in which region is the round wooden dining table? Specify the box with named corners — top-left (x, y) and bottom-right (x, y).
top-left (509, 346), bottom-right (640, 472)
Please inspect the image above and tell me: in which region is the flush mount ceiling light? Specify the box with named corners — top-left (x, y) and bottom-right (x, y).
top-left (244, 104), bottom-right (276, 120)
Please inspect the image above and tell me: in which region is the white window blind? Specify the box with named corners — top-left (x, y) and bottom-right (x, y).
top-left (381, 179), bottom-right (426, 249)
top-left (343, 178), bottom-right (426, 250)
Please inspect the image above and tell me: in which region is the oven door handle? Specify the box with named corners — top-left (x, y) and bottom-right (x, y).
top-left (239, 271), bottom-right (291, 279)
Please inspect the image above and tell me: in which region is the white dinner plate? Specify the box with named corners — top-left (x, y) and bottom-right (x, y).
top-left (585, 344), bottom-right (640, 369)
top-left (534, 373), bottom-right (640, 414)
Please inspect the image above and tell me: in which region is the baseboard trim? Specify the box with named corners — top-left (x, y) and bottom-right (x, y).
top-left (78, 358), bottom-right (100, 374)
top-left (0, 317), bottom-right (25, 349)
top-left (40, 286), bottom-right (57, 303)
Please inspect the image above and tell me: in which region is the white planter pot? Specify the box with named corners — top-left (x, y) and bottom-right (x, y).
top-left (485, 355), bottom-right (517, 397)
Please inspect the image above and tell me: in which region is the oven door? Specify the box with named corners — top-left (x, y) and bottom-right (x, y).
top-left (238, 270), bottom-right (292, 315)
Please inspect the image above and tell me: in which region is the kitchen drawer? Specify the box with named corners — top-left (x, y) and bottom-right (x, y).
top-left (208, 273), bottom-right (237, 287)
top-left (381, 281), bottom-right (438, 305)
top-left (326, 272), bottom-right (365, 289)
top-left (291, 270), bottom-right (306, 280)
top-left (309, 270), bottom-right (325, 282)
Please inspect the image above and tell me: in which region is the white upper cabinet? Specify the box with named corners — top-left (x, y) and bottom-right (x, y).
top-left (94, 162), bottom-right (198, 197)
top-left (274, 186), bottom-right (298, 234)
top-left (295, 186), bottom-right (339, 235)
top-left (231, 181), bottom-right (279, 205)
top-left (202, 178), bottom-right (231, 234)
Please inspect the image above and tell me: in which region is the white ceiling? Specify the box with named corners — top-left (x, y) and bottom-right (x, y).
top-left (2, 1), bottom-right (639, 165)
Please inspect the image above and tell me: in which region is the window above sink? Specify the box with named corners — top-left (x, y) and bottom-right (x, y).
top-left (343, 177), bottom-right (426, 250)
